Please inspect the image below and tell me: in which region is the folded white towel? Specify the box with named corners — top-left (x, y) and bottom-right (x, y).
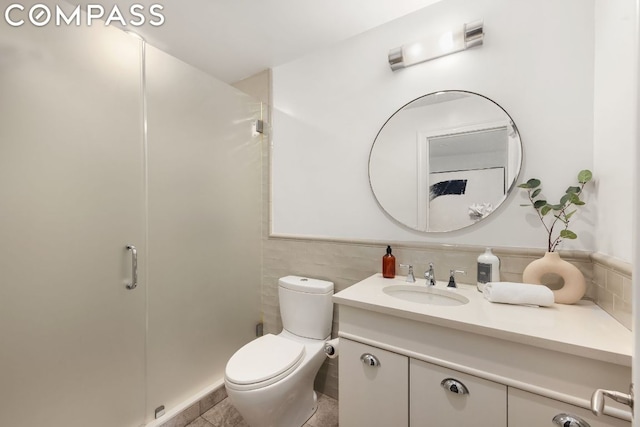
top-left (482, 282), bottom-right (554, 307)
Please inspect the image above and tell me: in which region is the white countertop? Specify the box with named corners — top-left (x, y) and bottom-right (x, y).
top-left (333, 274), bottom-right (632, 366)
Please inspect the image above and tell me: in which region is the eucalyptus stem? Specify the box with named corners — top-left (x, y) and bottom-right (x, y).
top-left (518, 170), bottom-right (592, 252)
top-left (526, 189), bottom-right (552, 242)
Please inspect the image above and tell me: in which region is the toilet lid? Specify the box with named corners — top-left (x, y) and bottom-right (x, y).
top-left (225, 334), bottom-right (305, 386)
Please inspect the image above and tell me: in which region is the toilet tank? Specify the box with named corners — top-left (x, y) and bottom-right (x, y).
top-left (278, 276), bottom-right (334, 339)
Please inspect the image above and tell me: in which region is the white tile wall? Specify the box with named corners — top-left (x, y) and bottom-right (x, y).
top-left (592, 253), bottom-right (633, 330)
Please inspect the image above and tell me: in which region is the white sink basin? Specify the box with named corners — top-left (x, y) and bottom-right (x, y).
top-left (383, 285), bottom-right (469, 306)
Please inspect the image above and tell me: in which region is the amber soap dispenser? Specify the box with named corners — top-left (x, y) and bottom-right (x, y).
top-left (382, 245), bottom-right (396, 278)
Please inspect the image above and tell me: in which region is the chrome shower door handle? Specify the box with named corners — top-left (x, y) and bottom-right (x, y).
top-left (126, 245), bottom-right (137, 290)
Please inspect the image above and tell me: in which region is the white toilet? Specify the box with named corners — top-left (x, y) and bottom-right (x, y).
top-left (224, 275), bottom-right (334, 427)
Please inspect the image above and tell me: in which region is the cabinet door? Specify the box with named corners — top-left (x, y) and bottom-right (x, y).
top-left (410, 359), bottom-right (507, 427)
top-left (508, 388), bottom-right (630, 427)
top-left (339, 339), bottom-right (408, 427)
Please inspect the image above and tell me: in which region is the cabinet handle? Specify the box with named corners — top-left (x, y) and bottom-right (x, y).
top-left (552, 413), bottom-right (590, 427)
top-left (360, 353), bottom-right (380, 367)
top-left (440, 378), bottom-right (469, 395)
top-left (126, 245), bottom-right (137, 290)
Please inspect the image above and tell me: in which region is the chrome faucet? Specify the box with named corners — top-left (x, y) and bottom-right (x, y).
top-left (424, 263), bottom-right (436, 287)
top-left (447, 269), bottom-right (467, 288)
top-left (400, 264), bottom-right (416, 283)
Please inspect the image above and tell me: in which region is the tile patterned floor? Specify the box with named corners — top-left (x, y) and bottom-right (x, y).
top-left (186, 393), bottom-right (338, 427)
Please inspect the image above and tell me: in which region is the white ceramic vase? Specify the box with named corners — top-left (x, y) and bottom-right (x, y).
top-left (522, 252), bottom-right (586, 304)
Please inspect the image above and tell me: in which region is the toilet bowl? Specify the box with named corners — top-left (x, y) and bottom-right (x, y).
top-left (224, 276), bottom-right (334, 427)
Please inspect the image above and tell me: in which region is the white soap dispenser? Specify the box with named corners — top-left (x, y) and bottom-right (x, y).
top-left (477, 248), bottom-right (500, 292)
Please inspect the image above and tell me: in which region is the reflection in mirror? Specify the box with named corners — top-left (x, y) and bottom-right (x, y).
top-left (369, 91), bottom-right (522, 232)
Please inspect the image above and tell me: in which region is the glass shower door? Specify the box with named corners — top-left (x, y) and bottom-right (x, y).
top-left (145, 44), bottom-right (263, 420)
top-left (0, 21), bottom-right (146, 427)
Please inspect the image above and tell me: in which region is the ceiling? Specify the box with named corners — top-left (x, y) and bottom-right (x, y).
top-left (73, 0), bottom-right (442, 83)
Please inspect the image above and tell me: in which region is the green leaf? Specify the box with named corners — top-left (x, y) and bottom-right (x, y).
top-left (533, 200), bottom-right (547, 209)
top-left (569, 193), bottom-right (582, 204)
top-left (520, 204), bottom-right (532, 207)
top-left (560, 194), bottom-right (571, 205)
top-left (560, 229), bottom-right (578, 239)
top-left (527, 178), bottom-right (541, 188)
top-left (519, 179), bottom-right (542, 189)
top-left (578, 170), bottom-right (592, 184)
top-left (540, 205), bottom-right (552, 216)
top-left (531, 189), bottom-right (541, 198)
top-left (551, 204), bottom-right (563, 210)
top-left (565, 210), bottom-right (577, 220)
top-left (573, 200), bottom-right (586, 206)
top-left (566, 186), bottom-right (581, 194)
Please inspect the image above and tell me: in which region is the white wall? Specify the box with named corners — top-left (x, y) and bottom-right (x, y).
top-left (272, 0), bottom-right (599, 251)
top-left (593, 0), bottom-right (637, 263)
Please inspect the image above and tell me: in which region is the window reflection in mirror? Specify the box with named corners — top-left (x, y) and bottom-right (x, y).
top-left (369, 91), bottom-right (522, 232)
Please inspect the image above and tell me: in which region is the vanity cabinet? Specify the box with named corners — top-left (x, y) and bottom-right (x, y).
top-left (339, 339), bottom-right (408, 427)
top-left (340, 337), bottom-right (629, 427)
top-left (340, 338), bottom-right (507, 427)
top-left (334, 275), bottom-right (633, 427)
top-left (410, 358), bottom-right (507, 426)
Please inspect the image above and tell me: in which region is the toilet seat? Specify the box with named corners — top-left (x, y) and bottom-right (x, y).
top-left (225, 334), bottom-right (306, 391)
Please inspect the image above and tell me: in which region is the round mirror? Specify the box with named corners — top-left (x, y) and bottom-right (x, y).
top-left (369, 90), bottom-right (522, 232)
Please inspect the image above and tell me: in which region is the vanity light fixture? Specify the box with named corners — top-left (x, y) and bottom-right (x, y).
top-left (388, 19), bottom-right (484, 71)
